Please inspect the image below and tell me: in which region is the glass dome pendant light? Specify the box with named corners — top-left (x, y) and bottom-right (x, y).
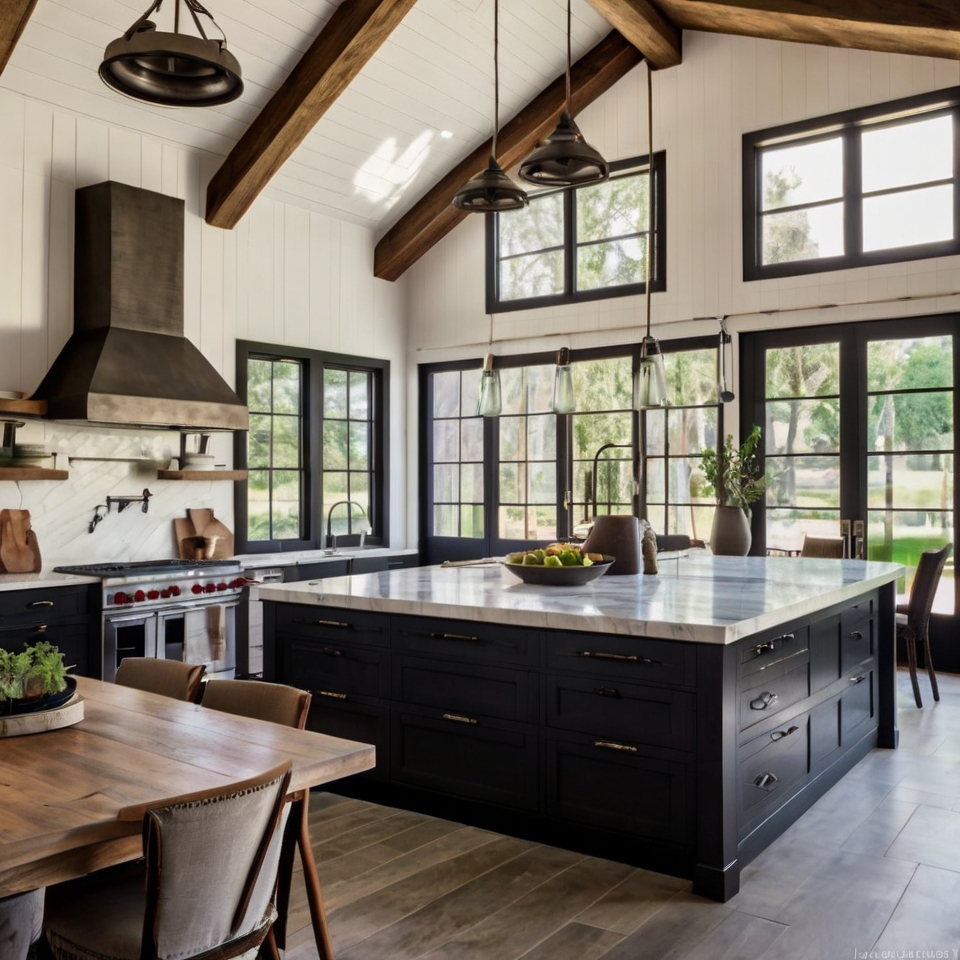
top-left (634, 65), bottom-right (667, 410)
top-left (519, 0), bottom-right (609, 187)
top-left (452, 0), bottom-right (528, 212)
top-left (477, 314), bottom-right (503, 417)
top-left (99, 0), bottom-right (243, 107)
top-left (550, 347), bottom-right (577, 414)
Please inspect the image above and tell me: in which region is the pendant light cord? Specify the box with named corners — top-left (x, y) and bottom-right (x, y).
top-left (565, 0), bottom-right (572, 111)
top-left (492, 0), bottom-right (501, 159)
top-left (644, 64), bottom-right (654, 340)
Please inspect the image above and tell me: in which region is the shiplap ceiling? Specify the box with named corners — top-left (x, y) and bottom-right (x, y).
top-left (2, 0), bottom-right (612, 234)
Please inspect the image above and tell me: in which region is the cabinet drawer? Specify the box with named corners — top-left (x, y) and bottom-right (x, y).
top-left (544, 733), bottom-right (693, 844)
top-left (0, 621), bottom-right (94, 678)
top-left (278, 637), bottom-right (389, 699)
top-left (0, 585), bottom-right (91, 624)
top-left (739, 658), bottom-right (810, 736)
top-left (740, 627), bottom-right (807, 677)
top-left (275, 605), bottom-right (388, 646)
top-left (739, 716), bottom-right (809, 830)
top-left (392, 708), bottom-right (538, 810)
top-left (840, 606), bottom-right (874, 673)
top-left (394, 655), bottom-right (536, 723)
top-left (392, 617), bottom-right (535, 666)
top-left (841, 670), bottom-right (875, 742)
top-left (545, 633), bottom-right (696, 688)
top-left (545, 675), bottom-right (695, 754)
top-left (308, 694), bottom-right (389, 780)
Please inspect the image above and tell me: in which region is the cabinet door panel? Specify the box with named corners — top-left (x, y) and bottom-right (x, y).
top-left (841, 670), bottom-right (875, 743)
top-left (739, 659), bottom-right (810, 736)
top-left (308, 695), bottom-right (389, 780)
top-left (0, 585), bottom-right (92, 624)
top-left (275, 605), bottom-right (388, 646)
top-left (278, 637), bottom-right (389, 699)
top-left (840, 605), bottom-right (874, 673)
top-left (393, 617), bottom-right (535, 666)
top-left (739, 716), bottom-right (809, 833)
top-left (0, 621), bottom-right (94, 678)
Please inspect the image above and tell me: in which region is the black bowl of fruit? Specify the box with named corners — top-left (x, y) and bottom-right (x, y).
top-left (502, 544), bottom-right (615, 585)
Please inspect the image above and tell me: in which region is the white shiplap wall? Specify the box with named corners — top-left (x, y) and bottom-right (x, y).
top-left (407, 31), bottom-right (960, 361)
top-left (0, 88), bottom-right (409, 566)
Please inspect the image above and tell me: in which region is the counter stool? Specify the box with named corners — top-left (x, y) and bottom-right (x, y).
top-left (114, 658), bottom-right (206, 702)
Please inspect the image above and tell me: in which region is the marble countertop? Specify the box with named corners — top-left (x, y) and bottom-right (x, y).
top-left (0, 570), bottom-right (101, 592)
top-left (259, 554), bottom-right (903, 645)
top-left (234, 547), bottom-right (419, 569)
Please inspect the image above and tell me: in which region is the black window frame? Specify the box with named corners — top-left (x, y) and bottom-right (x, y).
top-left (234, 340), bottom-right (390, 555)
top-left (486, 152), bottom-right (667, 313)
top-left (743, 86), bottom-right (960, 281)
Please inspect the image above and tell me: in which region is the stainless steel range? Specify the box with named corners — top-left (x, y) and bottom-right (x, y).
top-left (54, 559), bottom-right (248, 682)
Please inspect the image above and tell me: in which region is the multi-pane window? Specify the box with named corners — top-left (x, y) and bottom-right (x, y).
top-left (744, 88), bottom-right (960, 279)
top-left (489, 154), bottom-right (666, 312)
top-left (246, 356), bottom-right (304, 541)
top-left (237, 343), bottom-right (388, 552)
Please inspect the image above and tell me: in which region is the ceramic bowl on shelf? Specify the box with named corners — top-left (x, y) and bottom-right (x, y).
top-left (12, 444), bottom-right (49, 464)
top-left (182, 454), bottom-right (215, 471)
top-left (501, 556), bottom-right (615, 586)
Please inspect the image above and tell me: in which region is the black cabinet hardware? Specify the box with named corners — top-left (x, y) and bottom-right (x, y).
top-left (770, 725), bottom-right (799, 741)
top-left (750, 691), bottom-right (779, 710)
top-left (27, 600), bottom-right (54, 608)
top-left (321, 647), bottom-right (343, 657)
top-left (296, 618), bottom-right (352, 629)
top-left (430, 631), bottom-right (479, 642)
top-left (849, 675), bottom-right (866, 684)
top-left (594, 740), bottom-right (638, 753)
top-left (442, 712), bottom-right (478, 724)
top-left (594, 686), bottom-right (621, 698)
top-left (578, 651), bottom-right (664, 666)
top-left (848, 630), bottom-right (863, 640)
top-left (753, 772), bottom-right (779, 790)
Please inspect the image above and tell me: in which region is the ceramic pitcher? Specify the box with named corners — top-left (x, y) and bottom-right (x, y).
top-left (581, 515), bottom-right (641, 575)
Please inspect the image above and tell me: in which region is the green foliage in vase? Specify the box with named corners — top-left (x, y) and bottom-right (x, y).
top-left (0, 641), bottom-right (68, 701)
top-left (699, 425), bottom-right (766, 509)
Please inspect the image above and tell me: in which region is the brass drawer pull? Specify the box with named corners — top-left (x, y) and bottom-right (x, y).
top-left (321, 647), bottom-right (343, 657)
top-left (750, 691), bottom-right (779, 711)
top-left (27, 600), bottom-right (54, 608)
top-left (594, 686), bottom-right (620, 698)
top-left (770, 725), bottom-right (799, 741)
top-left (442, 713), bottom-right (478, 725)
top-left (754, 772), bottom-right (780, 790)
top-left (850, 675), bottom-right (866, 684)
top-left (848, 630), bottom-right (864, 640)
top-left (32, 624), bottom-right (48, 633)
top-left (311, 619), bottom-right (352, 629)
top-left (594, 740), bottom-right (638, 753)
top-left (578, 651), bottom-right (663, 666)
top-left (430, 632), bottom-right (479, 642)
top-left (318, 690), bottom-right (347, 700)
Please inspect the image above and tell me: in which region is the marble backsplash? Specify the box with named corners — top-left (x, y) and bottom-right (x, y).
top-left (0, 421), bottom-right (236, 569)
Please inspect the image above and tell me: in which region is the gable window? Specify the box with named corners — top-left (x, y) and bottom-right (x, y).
top-left (236, 342), bottom-right (389, 553)
top-left (744, 88), bottom-right (960, 280)
top-left (487, 154), bottom-right (666, 313)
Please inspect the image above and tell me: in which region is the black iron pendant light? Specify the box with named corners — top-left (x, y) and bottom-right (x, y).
top-left (100, 0), bottom-right (243, 108)
top-left (452, 0), bottom-right (527, 212)
top-left (519, 0), bottom-right (609, 187)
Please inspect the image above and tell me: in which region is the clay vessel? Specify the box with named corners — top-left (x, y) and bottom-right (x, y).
top-left (582, 515), bottom-right (640, 575)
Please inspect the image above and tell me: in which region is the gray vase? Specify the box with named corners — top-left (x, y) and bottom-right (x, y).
top-left (710, 505), bottom-right (752, 556)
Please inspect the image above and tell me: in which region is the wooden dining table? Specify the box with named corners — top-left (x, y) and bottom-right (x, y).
top-left (0, 676), bottom-right (375, 900)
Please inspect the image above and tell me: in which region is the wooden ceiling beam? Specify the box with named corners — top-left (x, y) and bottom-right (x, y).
top-left (656, 0), bottom-right (960, 60)
top-left (0, 0), bottom-right (39, 75)
top-left (585, 0), bottom-right (682, 68)
top-left (373, 31), bottom-right (644, 282)
top-left (206, 0), bottom-right (417, 230)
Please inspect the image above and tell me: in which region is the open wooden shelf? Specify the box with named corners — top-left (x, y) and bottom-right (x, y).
top-left (0, 467), bottom-right (69, 480)
top-left (0, 398), bottom-right (47, 416)
top-left (157, 469), bottom-right (247, 481)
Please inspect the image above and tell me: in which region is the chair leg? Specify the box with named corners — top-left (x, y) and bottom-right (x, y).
top-left (906, 632), bottom-right (923, 708)
top-left (922, 632), bottom-right (940, 702)
top-left (264, 927), bottom-right (282, 960)
top-left (297, 793), bottom-right (336, 960)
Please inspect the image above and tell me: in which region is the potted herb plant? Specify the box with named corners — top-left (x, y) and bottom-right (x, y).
top-left (0, 641), bottom-right (69, 714)
top-left (698, 424), bottom-right (765, 555)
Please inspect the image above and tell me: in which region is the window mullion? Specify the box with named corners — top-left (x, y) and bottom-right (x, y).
top-left (845, 126), bottom-right (862, 257)
top-left (565, 186), bottom-right (575, 296)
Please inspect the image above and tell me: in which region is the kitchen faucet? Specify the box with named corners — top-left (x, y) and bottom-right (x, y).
top-left (325, 500), bottom-right (368, 551)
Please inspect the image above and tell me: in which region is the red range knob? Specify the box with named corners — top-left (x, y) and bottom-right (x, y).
top-left (114, 591), bottom-right (128, 605)
top-left (133, 590), bottom-right (146, 602)
top-left (191, 584), bottom-right (204, 595)
top-left (216, 582), bottom-right (227, 591)
top-left (160, 589), bottom-right (171, 598)
top-left (147, 590), bottom-right (160, 600)
top-left (170, 585), bottom-right (181, 597)
top-left (204, 583), bottom-right (217, 594)
top-left (228, 578), bottom-right (240, 588)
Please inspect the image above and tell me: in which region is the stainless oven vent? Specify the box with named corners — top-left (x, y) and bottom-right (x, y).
top-left (31, 181), bottom-right (248, 431)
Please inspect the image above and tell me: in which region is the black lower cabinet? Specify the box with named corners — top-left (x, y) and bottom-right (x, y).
top-left (307, 694), bottom-right (390, 781)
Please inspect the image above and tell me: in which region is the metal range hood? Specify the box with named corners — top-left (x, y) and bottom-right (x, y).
top-left (31, 181), bottom-right (248, 431)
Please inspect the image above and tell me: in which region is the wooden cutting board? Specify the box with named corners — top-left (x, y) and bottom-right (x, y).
top-left (187, 509), bottom-right (214, 534)
top-left (184, 509), bottom-right (233, 559)
top-left (173, 517), bottom-right (197, 560)
top-left (0, 509), bottom-right (41, 574)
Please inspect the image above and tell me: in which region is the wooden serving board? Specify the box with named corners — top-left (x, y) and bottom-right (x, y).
top-left (0, 694), bottom-right (84, 738)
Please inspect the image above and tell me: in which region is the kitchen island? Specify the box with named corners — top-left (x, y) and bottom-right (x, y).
top-left (261, 554), bottom-right (902, 901)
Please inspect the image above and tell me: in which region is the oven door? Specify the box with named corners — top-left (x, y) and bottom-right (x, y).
top-left (180, 598), bottom-right (239, 679)
top-left (102, 611), bottom-right (158, 682)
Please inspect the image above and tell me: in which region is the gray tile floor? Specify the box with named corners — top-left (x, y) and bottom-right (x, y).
top-left (287, 668), bottom-right (960, 960)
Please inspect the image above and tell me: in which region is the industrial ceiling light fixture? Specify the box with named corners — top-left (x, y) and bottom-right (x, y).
top-left (717, 316), bottom-right (735, 403)
top-left (99, 0), bottom-right (243, 107)
top-left (452, 0), bottom-right (527, 212)
top-left (519, 0), bottom-right (609, 186)
top-left (634, 64), bottom-right (667, 410)
top-left (550, 347), bottom-right (576, 414)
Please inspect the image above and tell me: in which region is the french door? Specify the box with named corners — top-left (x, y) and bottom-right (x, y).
top-left (742, 315), bottom-right (958, 665)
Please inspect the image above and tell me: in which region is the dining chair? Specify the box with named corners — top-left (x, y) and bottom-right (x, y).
top-left (43, 761), bottom-right (292, 960)
top-left (897, 544), bottom-right (951, 708)
top-left (114, 658), bottom-right (206, 702)
top-left (199, 680), bottom-right (334, 960)
top-left (0, 888), bottom-right (43, 960)
top-left (799, 535), bottom-right (845, 558)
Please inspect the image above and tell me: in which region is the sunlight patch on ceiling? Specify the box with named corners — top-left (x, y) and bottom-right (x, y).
top-left (353, 130), bottom-right (435, 210)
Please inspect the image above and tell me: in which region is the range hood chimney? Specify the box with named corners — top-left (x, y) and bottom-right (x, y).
top-left (32, 181), bottom-right (248, 431)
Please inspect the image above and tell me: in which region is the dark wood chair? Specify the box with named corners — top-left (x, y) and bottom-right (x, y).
top-left (114, 658), bottom-right (206, 702)
top-left (897, 544), bottom-right (952, 708)
top-left (44, 762), bottom-right (292, 960)
top-left (200, 680), bottom-right (333, 960)
top-left (799, 535), bottom-right (845, 558)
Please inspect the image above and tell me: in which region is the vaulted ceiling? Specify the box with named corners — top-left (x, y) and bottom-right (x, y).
top-left (3, 0), bottom-right (960, 281)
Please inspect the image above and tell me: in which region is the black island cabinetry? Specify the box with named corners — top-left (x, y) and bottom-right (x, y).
top-left (262, 576), bottom-right (896, 902)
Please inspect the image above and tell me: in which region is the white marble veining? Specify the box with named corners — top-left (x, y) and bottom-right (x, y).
top-left (0, 570), bottom-right (99, 592)
top-left (259, 554), bottom-right (903, 645)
